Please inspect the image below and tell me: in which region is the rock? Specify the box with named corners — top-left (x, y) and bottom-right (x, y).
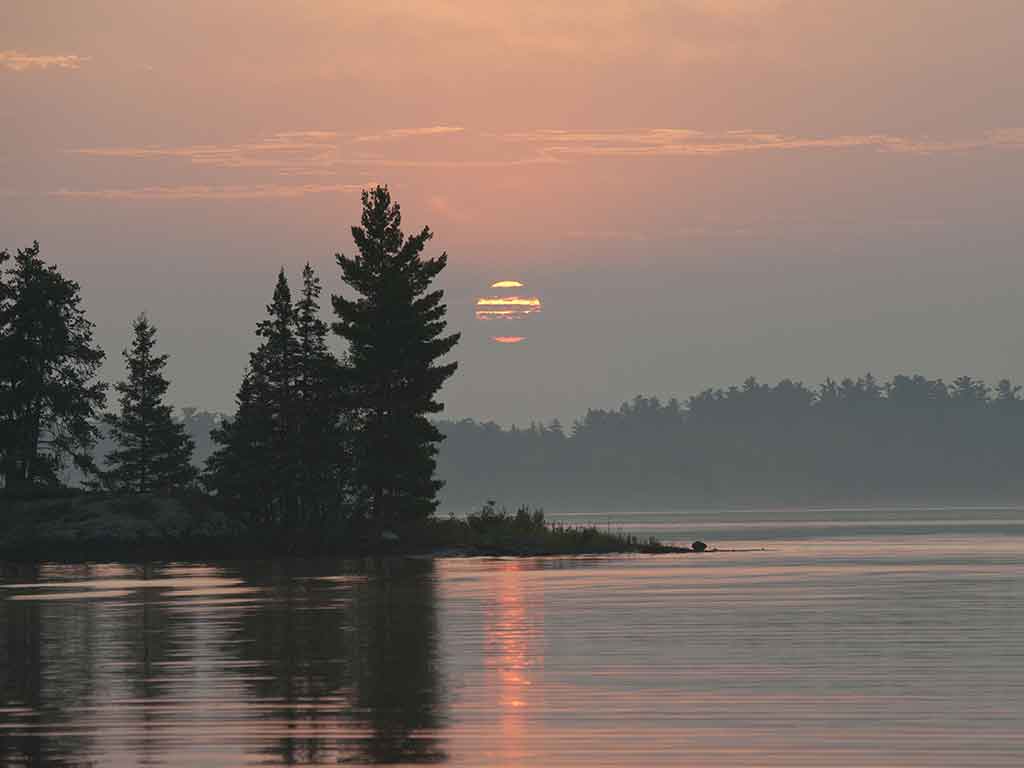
top-left (691, 540), bottom-right (708, 552)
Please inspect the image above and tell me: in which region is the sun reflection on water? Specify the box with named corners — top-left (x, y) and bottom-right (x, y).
top-left (485, 560), bottom-right (544, 757)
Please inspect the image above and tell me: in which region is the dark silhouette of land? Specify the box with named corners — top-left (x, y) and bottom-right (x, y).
top-left (1, 188), bottom-right (684, 561)
top-left (1, 189), bottom-right (455, 547)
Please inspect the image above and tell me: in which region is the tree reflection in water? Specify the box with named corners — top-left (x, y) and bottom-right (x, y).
top-left (0, 558), bottom-right (446, 766)
top-left (232, 556), bottom-right (446, 765)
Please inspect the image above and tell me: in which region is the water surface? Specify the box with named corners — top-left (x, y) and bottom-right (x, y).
top-left (2, 507), bottom-right (1023, 766)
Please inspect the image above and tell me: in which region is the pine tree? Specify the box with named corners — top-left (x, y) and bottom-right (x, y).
top-left (207, 270), bottom-right (302, 526)
top-left (104, 314), bottom-right (196, 493)
top-left (0, 242), bottom-right (107, 493)
top-left (332, 186), bottom-right (460, 527)
top-left (206, 368), bottom-right (276, 522)
top-left (256, 270), bottom-right (301, 521)
top-left (294, 263), bottom-right (347, 528)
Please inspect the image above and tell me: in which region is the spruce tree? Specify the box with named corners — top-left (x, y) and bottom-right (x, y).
top-left (332, 186), bottom-right (460, 527)
top-left (0, 242), bottom-right (107, 493)
top-left (256, 270), bottom-right (301, 521)
top-left (294, 263), bottom-right (346, 528)
top-left (206, 368), bottom-right (276, 522)
top-left (104, 314), bottom-right (196, 493)
top-left (207, 270), bottom-right (301, 526)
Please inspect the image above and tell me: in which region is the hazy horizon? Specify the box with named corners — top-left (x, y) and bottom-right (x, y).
top-left (4, 1), bottom-right (1024, 425)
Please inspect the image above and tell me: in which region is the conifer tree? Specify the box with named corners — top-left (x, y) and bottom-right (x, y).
top-left (332, 186), bottom-right (460, 527)
top-left (206, 369), bottom-right (276, 521)
top-left (104, 314), bottom-right (196, 493)
top-left (294, 263), bottom-right (346, 527)
top-left (207, 270), bottom-right (304, 525)
top-left (0, 242), bottom-right (107, 493)
top-left (255, 270), bottom-right (301, 521)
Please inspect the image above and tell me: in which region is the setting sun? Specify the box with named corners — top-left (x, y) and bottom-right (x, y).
top-left (476, 279), bottom-right (542, 343)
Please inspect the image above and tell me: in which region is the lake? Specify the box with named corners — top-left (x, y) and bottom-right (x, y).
top-left (2, 507), bottom-right (1023, 766)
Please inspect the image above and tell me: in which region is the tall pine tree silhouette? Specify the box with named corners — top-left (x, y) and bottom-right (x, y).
top-left (104, 314), bottom-right (196, 493)
top-left (0, 242), bottom-right (107, 493)
top-left (332, 186), bottom-right (459, 527)
top-left (208, 270), bottom-right (298, 524)
top-left (294, 262), bottom-right (346, 529)
top-left (208, 267), bottom-right (350, 533)
top-left (254, 269), bottom-right (301, 521)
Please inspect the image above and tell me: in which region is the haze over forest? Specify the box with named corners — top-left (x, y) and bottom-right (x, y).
top-left (97, 371), bottom-right (1024, 512)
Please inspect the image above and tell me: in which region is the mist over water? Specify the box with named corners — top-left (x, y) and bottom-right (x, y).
top-left (2, 507), bottom-right (1022, 766)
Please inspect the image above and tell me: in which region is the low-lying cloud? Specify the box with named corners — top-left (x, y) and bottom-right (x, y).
top-left (71, 131), bottom-right (342, 171)
top-left (52, 183), bottom-right (363, 201)
top-left (354, 125), bottom-right (465, 142)
top-left (501, 128), bottom-right (1024, 158)
top-left (61, 126), bottom-right (1024, 203)
top-left (0, 50), bottom-right (90, 72)
top-left (73, 126), bottom-right (1024, 172)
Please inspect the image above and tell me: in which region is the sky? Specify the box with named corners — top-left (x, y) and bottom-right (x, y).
top-left (3, 1), bottom-right (1024, 425)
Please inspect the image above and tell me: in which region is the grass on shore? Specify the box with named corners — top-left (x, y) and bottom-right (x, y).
top-left (417, 501), bottom-right (677, 555)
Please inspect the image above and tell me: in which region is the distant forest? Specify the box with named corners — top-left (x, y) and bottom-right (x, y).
top-left (434, 375), bottom-right (1024, 509)
top-left (121, 373), bottom-right (1024, 510)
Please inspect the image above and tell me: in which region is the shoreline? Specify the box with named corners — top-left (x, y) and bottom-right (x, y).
top-left (0, 542), bottom-right (695, 566)
top-left (0, 540), bottom-right (696, 566)
top-left (0, 493), bottom-right (695, 565)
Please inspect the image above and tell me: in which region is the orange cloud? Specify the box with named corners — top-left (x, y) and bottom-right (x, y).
top-left (75, 127), bottom-right (1024, 177)
top-left (491, 280), bottom-right (524, 288)
top-left (492, 336), bottom-right (526, 344)
top-left (69, 127), bottom-right (537, 175)
top-left (65, 126), bottom-right (1024, 205)
top-left (354, 125), bottom-right (465, 142)
top-left (0, 50), bottom-right (90, 72)
top-left (71, 131), bottom-right (342, 171)
top-left (501, 128), bottom-right (1024, 159)
top-left (52, 183), bottom-right (363, 201)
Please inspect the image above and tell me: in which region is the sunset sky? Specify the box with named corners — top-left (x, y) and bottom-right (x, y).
top-left (4, 1), bottom-right (1024, 424)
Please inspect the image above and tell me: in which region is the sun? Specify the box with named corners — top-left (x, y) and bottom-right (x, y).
top-left (476, 280), bottom-right (542, 343)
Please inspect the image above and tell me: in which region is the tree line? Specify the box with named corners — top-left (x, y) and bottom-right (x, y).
top-left (436, 374), bottom-right (1024, 508)
top-left (8, 187), bottom-right (1022, 518)
top-left (0, 186), bottom-right (459, 538)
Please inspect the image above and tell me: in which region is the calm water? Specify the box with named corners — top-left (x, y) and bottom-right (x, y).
top-left (2, 507), bottom-right (1023, 766)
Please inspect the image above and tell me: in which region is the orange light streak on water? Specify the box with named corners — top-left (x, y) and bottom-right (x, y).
top-left (483, 560), bottom-right (544, 762)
